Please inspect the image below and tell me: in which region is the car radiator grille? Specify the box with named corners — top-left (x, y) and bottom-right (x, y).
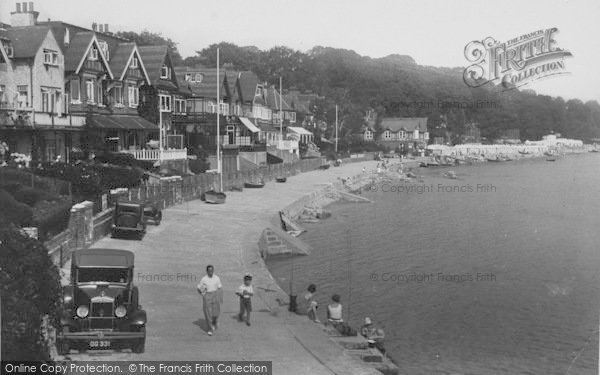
top-left (90, 302), bottom-right (113, 329)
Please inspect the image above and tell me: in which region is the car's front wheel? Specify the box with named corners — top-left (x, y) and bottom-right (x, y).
top-left (132, 326), bottom-right (145, 353)
top-left (57, 326), bottom-right (70, 355)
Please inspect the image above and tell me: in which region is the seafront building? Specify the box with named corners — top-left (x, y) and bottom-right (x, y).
top-left (0, 1), bottom-right (318, 171)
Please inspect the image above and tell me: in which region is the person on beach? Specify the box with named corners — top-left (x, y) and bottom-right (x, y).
top-left (302, 284), bottom-right (320, 323)
top-left (360, 317), bottom-right (386, 354)
top-left (327, 294), bottom-right (343, 326)
top-left (197, 265), bottom-right (223, 336)
top-left (236, 273), bottom-right (254, 326)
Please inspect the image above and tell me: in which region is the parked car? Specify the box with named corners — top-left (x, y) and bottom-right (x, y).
top-left (112, 202), bottom-right (146, 239)
top-left (56, 249), bottom-right (147, 354)
top-left (143, 204), bottom-right (162, 225)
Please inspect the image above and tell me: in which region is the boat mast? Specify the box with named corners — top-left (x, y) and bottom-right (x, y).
top-left (279, 76), bottom-right (283, 141)
top-left (216, 48), bottom-right (222, 192)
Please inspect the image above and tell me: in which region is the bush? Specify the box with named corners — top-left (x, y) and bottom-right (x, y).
top-left (0, 189), bottom-right (33, 226)
top-left (32, 197), bottom-right (72, 240)
top-left (1, 183), bottom-right (58, 206)
top-left (94, 152), bottom-right (155, 171)
top-left (189, 158), bottom-right (211, 174)
top-left (0, 218), bottom-right (61, 360)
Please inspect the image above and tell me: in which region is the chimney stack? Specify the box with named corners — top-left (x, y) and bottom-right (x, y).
top-left (98, 24), bottom-right (103, 33)
top-left (11, 1), bottom-right (39, 26)
top-left (104, 24), bottom-right (109, 33)
top-left (92, 22), bottom-right (97, 31)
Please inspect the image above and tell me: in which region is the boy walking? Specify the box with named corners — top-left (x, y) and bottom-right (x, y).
top-left (236, 273), bottom-right (254, 326)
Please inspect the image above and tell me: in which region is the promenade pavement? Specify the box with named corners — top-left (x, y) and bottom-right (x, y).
top-left (60, 160), bottom-right (382, 375)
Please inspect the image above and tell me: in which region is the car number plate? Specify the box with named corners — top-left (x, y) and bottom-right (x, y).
top-left (89, 340), bottom-right (111, 349)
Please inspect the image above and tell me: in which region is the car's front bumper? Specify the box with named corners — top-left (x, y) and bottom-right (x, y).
top-left (58, 331), bottom-right (145, 341)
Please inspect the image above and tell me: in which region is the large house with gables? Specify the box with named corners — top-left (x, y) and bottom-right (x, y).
top-left (38, 20), bottom-right (159, 160)
top-left (0, 3), bottom-right (87, 163)
top-left (378, 117), bottom-right (429, 153)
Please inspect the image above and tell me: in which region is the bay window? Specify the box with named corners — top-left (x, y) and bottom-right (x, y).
top-left (17, 85), bottom-right (28, 107)
top-left (86, 79), bottom-right (95, 103)
top-left (159, 94), bottom-right (171, 112)
top-left (70, 79), bottom-right (80, 103)
top-left (113, 84), bottom-right (123, 105)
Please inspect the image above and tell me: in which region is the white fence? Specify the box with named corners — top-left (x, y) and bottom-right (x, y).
top-left (121, 148), bottom-right (188, 161)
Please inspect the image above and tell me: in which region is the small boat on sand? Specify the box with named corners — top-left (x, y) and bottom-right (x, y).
top-left (546, 157), bottom-right (556, 162)
top-left (244, 181), bottom-right (265, 188)
top-left (443, 171), bottom-right (458, 179)
top-left (204, 190), bottom-right (226, 204)
top-left (276, 177), bottom-right (287, 183)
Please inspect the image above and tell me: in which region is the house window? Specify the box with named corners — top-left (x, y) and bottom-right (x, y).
top-left (41, 89), bottom-right (57, 113)
top-left (185, 73), bottom-right (191, 82)
top-left (70, 80), bottom-right (80, 103)
top-left (131, 57), bottom-right (138, 68)
top-left (255, 86), bottom-right (261, 96)
top-left (17, 85), bottom-right (28, 107)
top-left (97, 83), bottom-right (104, 106)
top-left (160, 65), bottom-right (170, 79)
top-left (43, 49), bottom-right (59, 65)
top-left (365, 131), bottom-right (372, 140)
top-left (159, 94), bottom-right (171, 112)
top-left (174, 99), bottom-right (185, 114)
top-left (194, 73), bottom-right (202, 82)
top-left (89, 47), bottom-right (98, 61)
top-left (128, 85), bottom-right (139, 107)
top-left (219, 102), bottom-right (229, 115)
top-left (86, 79), bottom-right (95, 103)
top-left (113, 84), bottom-right (123, 105)
top-left (0, 85), bottom-right (5, 102)
top-left (384, 131), bottom-right (391, 140)
top-left (4, 44), bottom-right (13, 58)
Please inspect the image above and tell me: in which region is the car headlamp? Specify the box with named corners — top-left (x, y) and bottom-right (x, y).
top-left (115, 305), bottom-right (127, 318)
top-left (76, 305), bottom-right (89, 318)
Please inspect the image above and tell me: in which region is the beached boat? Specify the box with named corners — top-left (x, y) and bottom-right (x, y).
top-left (244, 181), bottom-right (265, 188)
top-left (276, 177), bottom-right (287, 183)
top-left (486, 158), bottom-right (504, 162)
top-left (519, 150), bottom-right (532, 155)
top-left (204, 190), bottom-right (226, 204)
top-left (590, 149), bottom-right (600, 153)
top-left (319, 164), bottom-right (330, 170)
top-left (443, 171), bottom-right (458, 179)
top-left (546, 157), bottom-right (556, 162)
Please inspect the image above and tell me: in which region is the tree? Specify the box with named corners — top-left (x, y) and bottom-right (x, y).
top-left (116, 30), bottom-right (183, 65)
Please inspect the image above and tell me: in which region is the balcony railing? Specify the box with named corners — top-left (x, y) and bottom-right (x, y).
top-left (120, 148), bottom-right (188, 161)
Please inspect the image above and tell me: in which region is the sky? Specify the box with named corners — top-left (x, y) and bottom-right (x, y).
top-left (1, 0), bottom-right (599, 102)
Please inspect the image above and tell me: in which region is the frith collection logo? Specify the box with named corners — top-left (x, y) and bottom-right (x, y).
top-left (463, 28), bottom-right (572, 89)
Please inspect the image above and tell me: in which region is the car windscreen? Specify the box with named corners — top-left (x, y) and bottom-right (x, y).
top-left (117, 205), bottom-right (140, 214)
top-left (77, 268), bottom-right (129, 283)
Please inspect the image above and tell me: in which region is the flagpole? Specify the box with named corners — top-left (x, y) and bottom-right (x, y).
top-left (216, 48), bottom-right (222, 191)
top-left (279, 76), bottom-right (283, 141)
top-left (335, 104), bottom-right (338, 153)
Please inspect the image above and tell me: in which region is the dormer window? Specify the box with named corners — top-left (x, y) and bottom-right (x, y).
top-left (89, 47), bottom-right (98, 61)
top-left (131, 57), bottom-right (138, 69)
top-left (43, 49), bottom-right (59, 65)
top-left (4, 44), bottom-right (13, 58)
top-left (194, 73), bottom-right (202, 82)
top-left (160, 64), bottom-right (171, 79)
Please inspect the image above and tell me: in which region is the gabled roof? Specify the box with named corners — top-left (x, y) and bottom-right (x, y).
top-left (109, 43), bottom-right (149, 83)
top-left (238, 71), bottom-right (259, 104)
top-left (5, 26), bottom-right (52, 58)
top-left (380, 117), bottom-right (428, 132)
top-left (353, 125), bottom-right (375, 134)
top-left (63, 32), bottom-right (113, 78)
top-left (138, 45), bottom-right (177, 89)
top-left (174, 66), bottom-right (228, 100)
top-left (266, 87), bottom-right (292, 111)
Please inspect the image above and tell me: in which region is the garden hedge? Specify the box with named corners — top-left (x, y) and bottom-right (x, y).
top-left (0, 218), bottom-right (61, 360)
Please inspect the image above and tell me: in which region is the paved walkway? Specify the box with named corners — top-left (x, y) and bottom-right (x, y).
top-left (61, 160), bottom-right (381, 375)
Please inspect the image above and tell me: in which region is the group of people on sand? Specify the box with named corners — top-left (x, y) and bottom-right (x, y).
top-left (196, 265), bottom-right (254, 336)
top-left (297, 283), bottom-right (386, 353)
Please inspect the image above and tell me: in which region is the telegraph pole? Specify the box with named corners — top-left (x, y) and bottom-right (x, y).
top-left (335, 104), bottom-right (338, 153)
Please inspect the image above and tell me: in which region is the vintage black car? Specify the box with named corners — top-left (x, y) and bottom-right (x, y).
top-left (56, 249), bottom-right (147, 354)
top-left (112, 202), bottom-right (146, 239)
top-left (143, 204), bottom-right (162, 225)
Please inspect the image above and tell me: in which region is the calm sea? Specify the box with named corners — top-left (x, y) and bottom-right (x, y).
top-left (267, 153), bottom-right (600, 375)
